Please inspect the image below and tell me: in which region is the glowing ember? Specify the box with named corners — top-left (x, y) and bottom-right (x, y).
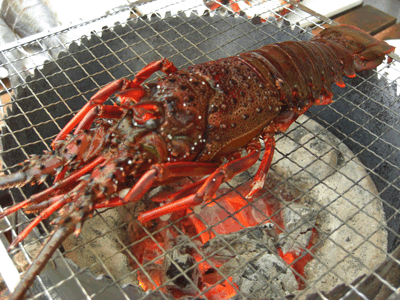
top-left (129, 177), bottom-right (318, 299)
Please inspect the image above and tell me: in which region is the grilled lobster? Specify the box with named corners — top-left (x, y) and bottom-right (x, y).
top-left (0, 25), bottom-right (394, 299)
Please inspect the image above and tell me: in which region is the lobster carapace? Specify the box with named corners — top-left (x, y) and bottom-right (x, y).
top-left (0, 25), bottom-right (394, 299)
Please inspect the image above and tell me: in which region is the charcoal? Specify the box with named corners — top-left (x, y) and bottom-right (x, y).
top-left (201, 224), bottom-right (299, 298)
top-left (164, 249), bottom-right (201, 295)
top-left (236, 252), bottom-right (298, 299)
top-left (278, 203), bottom-right (318, 255)
top-left (202, 225), bottom-right (278, 265)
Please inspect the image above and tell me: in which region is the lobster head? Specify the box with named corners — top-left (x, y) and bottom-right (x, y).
top-left (120, 76), bottom-right (210, 170)
top-left (115, 99), bottom-right (168, 173)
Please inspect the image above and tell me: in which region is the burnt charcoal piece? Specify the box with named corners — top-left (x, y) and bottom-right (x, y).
top-left (238, 252), bottom-right (298, 299)
top-left (165, 249), bottom-right (201, 294)
top-left (201, 224), bottom-right (299, 298)
top-left (202, 224), bottom-right (278, 265)
top-left (278, 203), bottom-right (319, 255)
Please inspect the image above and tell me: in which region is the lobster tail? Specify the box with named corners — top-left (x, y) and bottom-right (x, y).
top-left (237, 25), bottom-right (394, 110)
top-left (314, 25), bottom-right (395, 73)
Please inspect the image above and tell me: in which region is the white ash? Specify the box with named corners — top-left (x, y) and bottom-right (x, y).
top-left (202, 225), bottom-right (298, 299)
top-left (202, 225), bottom-right (278, 263)
top-left (278, 203), bottom-right (319, 255)
top-left (234, 252), bottom-right (299, 300)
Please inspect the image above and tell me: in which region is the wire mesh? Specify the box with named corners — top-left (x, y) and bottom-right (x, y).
top-left (0, 0), bottom-right (399, 299)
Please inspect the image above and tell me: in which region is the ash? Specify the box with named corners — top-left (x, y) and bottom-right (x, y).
top-left (202, 225), bottom-right (299, 299)
top-left (278, 203), bottom-right (319, 256)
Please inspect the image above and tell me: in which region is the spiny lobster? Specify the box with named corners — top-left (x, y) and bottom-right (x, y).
top-left (0, 25), bottom-right (394, 300)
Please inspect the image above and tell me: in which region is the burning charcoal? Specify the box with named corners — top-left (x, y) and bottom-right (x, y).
top-left (164, 248), bottom-right (201, 295)
top-left (174, 234), bottom-right (203, 252)
top-left (202, 224), bottom-right (278, 265)
top-left (201, 225), bottom-right (299, 299)
top-left (236, 252), bottom-right (299, 299)
top-left (278, 203), bottom-right (319, 255)
top-left (201, 225), bottom-right (299, 298)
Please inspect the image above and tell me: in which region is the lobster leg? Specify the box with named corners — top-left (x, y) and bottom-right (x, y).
top-left (93, 162), bottom-right (218, 210)
top-left (246, 106), bottom-right (312, 198)
top-left (124, 162), bottom-right (219, 202)
top-left (53, 165), bottom-right (68, 183)
top-left (246, 98), bottom-right (319, 198)
top-left (52, 59), bottom-right (178, 146)
top-left (8, 196), bottom-right (66, 250)
top-left (152, 178), bottom-right (208, 203)
top-left (130, 58), bottom-right (178, 86)
top-left (137, 140), bottom-right (262, 224)
top-left (95, 177), bottom-right (209, 210)
top-left (52, 79), bottom-right (134, 145)
top-left (247, 136), bottom-right (275, 198)
top-left (73, 105), bottom-right (124, 134)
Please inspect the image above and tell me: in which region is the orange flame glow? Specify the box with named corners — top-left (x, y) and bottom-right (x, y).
top-left (130, 178), bottom-right (316, 299)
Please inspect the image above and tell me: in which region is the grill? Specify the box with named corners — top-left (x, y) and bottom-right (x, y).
top-left (0, 0), bottom-right (399, 299)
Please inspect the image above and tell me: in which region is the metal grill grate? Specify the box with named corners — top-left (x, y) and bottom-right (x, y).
top-left (0, 1), bottom-right (399, 299)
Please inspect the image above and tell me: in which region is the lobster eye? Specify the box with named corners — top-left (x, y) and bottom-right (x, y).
top-left (144, 118), bottom-right (158, 130)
